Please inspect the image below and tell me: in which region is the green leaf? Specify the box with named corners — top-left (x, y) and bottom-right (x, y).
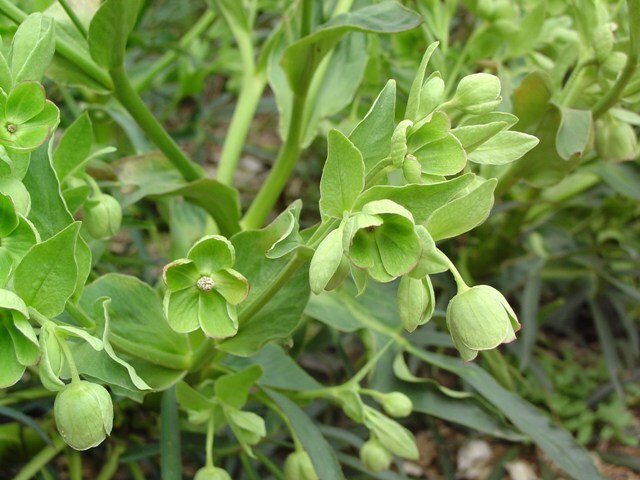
top-left (14, 222), bottom-right (80, 317)
top-left (281, 3), bottom-right (421, 95)
top-left (266, 389), bottom-right (345, 480)
top-left (117, 153), bottom-right (185, 207)
top-left (426, 178), bottom-right (497, 241)
top-left (506, 0), bottom-right (545, 57)
top-left (414, 133), bottom-right (467, 176)
top-left (218, 230), bottom-right (310, 356)
top-left (0, 193), bottom-right (18, 236)
top-left (309, 226), bottom-right (345, 295)
top-left (21, 143), bottom-right (74, 239)
top-left (52, 112), bottom-right (93, 181)
top-left (0, 54), bottom-right (11, 92)
top-left (451, 121), bottom-right (508, 151)
top-left (405, 41), bottom-right (439, 121)
top-left (320, 130), bottom-right (365, 219)
top-left (354, 174), bottom-right (475, 224)
top-left (265, 200), bottom-right (308, 259)
top-left (9, 13), bottom-right (55, 83)
top-left (512, 72), bottom-right (552, 131)
top-left (80, 274), bottom-right (191, 378)
top-left (467, 131), bottom-right (539, 165)
top-left (88, 0), bottom-right (143, 68)
top-left (349, 80), bottom-right (396, 171)
top-left (407, 111), bottom-right (450, 152)
top-left (215, 365), bottom-right (262, 409)
top-left (556, 106), bottom-right (592, 160)
top-left (588, 162), bottom-right (640, 200)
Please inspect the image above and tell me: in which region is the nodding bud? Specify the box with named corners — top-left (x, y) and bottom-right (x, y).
top-left (194, 466), bottom-right (232, 480)
top-left (83, 194), bottom-right (122, 240)
top-left (284, 450), bottom-right (318, 480)
top-left (451, 73), bottom-right (502, 115)
top-left (360, 438), bottom-right (393, 472)
top-left (54, 381), bottom-right (113, 450)
top-left (380, 392), bottom-right (413, 418)
top-left (593, 23), bottom-right (615, 64)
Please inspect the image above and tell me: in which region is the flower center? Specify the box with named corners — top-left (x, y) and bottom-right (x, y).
top-left (5, 123), bottom-right (17, 134)
top-left (196, 276), bottom-right (215, 291)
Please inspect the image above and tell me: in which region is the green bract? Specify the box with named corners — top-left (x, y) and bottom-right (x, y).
top-left (446, 285), bottom-right (521, 361)
top-left (284, 450), bottom-right (318, 480)
top-left (163, 235), bottom-right (249, 339)
top-left (344, 200), bottom-right (421, 283)
top-left (0, 82), bottom-right (59, 151)
top-left (54, 380), bottom-right (113, 450)
top-left (0, 289), bottom-right (39, 387)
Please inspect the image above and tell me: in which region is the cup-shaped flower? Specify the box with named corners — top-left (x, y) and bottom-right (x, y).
top-left (194, 466), bottom-right (232, 480)
top-left (0, 289), bottom-right (39, 387)
top-left (54, 380), bottom-right (113, 450)
top-left (0, 82), bottom-right (59, 151)
top-left (163, 236), bottom-right (249, 339)
top-left (284, 450), bottom-right (319, 480)
top-left (343, 200), bottom-right (421, 283)
top-left (446, 285), bottom-right (520, 361)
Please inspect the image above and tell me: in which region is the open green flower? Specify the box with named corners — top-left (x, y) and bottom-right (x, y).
top-left (0, 289), bottom-right (39, 387)
top-left (0, 82), bottom-right (59, 151)
top-left (446, 285), bottom-right (520, 361)
top-left (343, 200), bottom-right (421, 283)
top-left (163, 235), bottom-right (249, 339)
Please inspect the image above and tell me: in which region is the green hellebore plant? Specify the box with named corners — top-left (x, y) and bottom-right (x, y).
top-left (446, 285), bottom-right (521, 361)
top-left (0, 82), bottom-right (59, 151)
top-left (163, 235), bottom-right (249, 339)
top-left (54, 380), bottom-right (113, 450)
top-left (343, 200), bottom-right (422, 283)
top-left (0, 289), bottom-right (39, 387)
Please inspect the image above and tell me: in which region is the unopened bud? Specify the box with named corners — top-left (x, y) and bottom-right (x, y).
top-left (593, 23), bottom-right (615, 64)
top-left (360, 438), bottom-right (393, 472)
top-left (380, 392), bottom-right (413, 418)
top-left (284, 450), bottom-right (318, 480)
top-left (595, 118), bottom-right (638, 162)
top-left (83, 194), bottom-right (122, 239)
top-left (54, 381), bottom-right (113, 450)
top-left (452, 73), bottom-right (501, 114)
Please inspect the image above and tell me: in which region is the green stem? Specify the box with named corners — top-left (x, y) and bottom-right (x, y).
top-left (64, 302), bottom-right (96, 329)
top-left (160, 386), bottom-right (182, 479)
top-left (110, 334), bottom-right (191, 370)
top-left (58, 0), bottom-right (88, 38)
top-left (109, 65), bottom-right (204, 182)
top-left (66, 448), bottom-right (82, 480)
top-left (591, 44), bottom-right (639, 119)
top-left (132, 10), bottom-right (216, 92)
top-left (57, 332), bottom-right (82, 383)
top-left (13, 437), bottom-right (65, 480)
top-left (241, 92), bottom-right (307, 229)
top-left (96, 444), bottom-right (126, 480)
top-left (238, 250), bottom-right (309, 324)
top-left (216, 73), bottom-right (267, 185)
top-left (441, 255), bottom-right (470, 292)
top-left (300, 0), bottom-right (313, 37)
top-left (205, 415), bottom-right (215, 468)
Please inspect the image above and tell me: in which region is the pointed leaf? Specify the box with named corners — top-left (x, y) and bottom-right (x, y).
top-left (88, 0), bottom-right (143, 68)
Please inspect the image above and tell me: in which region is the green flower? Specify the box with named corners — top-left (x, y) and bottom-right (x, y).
top-left (54, 380), bottom-right (113, 450)
top-left (343, 200), bottom-right (421, 283)
top-left (163, 235), bottom-right (249, 339)
top-left (0, 82), bottom-right (59, 151)
top-left (0, 289), bottom-right (39, 387)
top-left (446, 285), bottom-right (520, 361)
top-left (0, 193), bottom-right (38, 285)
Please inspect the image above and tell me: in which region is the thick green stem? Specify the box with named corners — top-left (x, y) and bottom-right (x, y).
top-left (96, 444), bottom-right (126, 480)
top-left (160, 386), bottom-right (182, 479)
top-left (133, 10), bottom-right (216, 92)
top-left (13, 437), bottom-right (65, 480)
top-left (110, 334), bottom-right (191, 370)
top-left (58, 0), bottom-right (88, 38)
top-left (205, 416), bottom-right (215, 468)
top-left (592, 54), bottom-right (638, 119)
top-left (241, 93), bottom-right (307, 229)
top-left (216, 73), bottom-right (267, 185)
top-left (109, 65), bottom-right (204, 182)
top-left (57, 333), bottom-right (82, 383)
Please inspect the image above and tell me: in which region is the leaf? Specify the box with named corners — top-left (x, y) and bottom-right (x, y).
top-left (218, 229), bottom-right (310, 356)
top-left (426, 178), bottom-right (497, 241)
top-left (590, 299), bottom-right (623, 398)
top-left (588, 162), bottom-right (640, 200)
top-left (349, 80), bottom-right (396, 171)
top-left (309, 226), bottom-right (345, 295)
top-left (0, 193), bottom-right (18, 236)
top-left (52, 112), bottom-right (93, 180)
top-left (451, 121), bottom-right (508, 151)
top-left (512, 72), bottom-right (552, 131)
top-left (468, 131), bottom-right (539, 165)
top-left (556, 106), bottom-right (592, 160)
top-left (405, 41), bottom-right (439, 121)
top-left (215, 365), bottom-right (262, 409)
top-left (281, 3), bottom-right (421, 94)
top-left (266, 389), bottom-right (345, 480)
top-left (319, 130), bottom-right (364, 219)
top-left (80, 274), bottom-right (191, 381)
top-left (21, 143), bottom-right (74, 239)
top-left (355, 174), bottom-right (475, 224)
top-left (414, 133), bottom-right (467, 176)
top-left (9, 13), bottom-right (55, 83)
top-left (506, 1), bottom-right (545, 57)
top-left (14, 222), bottom-right (80, 317)
top-left (88, 0), bottom-right (143, 68)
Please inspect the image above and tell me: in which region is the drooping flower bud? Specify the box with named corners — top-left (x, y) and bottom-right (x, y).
top-left (284, 450), bottom-right (318, 480)
top-left (380, 392), bottom-right (413, 418)
top-left (451, 73), bottom-right (502, 115)
top-left (446, 285), bottom-right (520, 361)
top-left (595, 117), bottom-right (638, 162)
top-left (83, 193), bottom-right (122, 240)
top-left (593, 23), bottom-right (615, 64)
top-left (360, 437), bottom-right (393, 472)
top-left (54, 380), bottom-right (113, 450)
top-left (194, 466), bottom-right (232, 480)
